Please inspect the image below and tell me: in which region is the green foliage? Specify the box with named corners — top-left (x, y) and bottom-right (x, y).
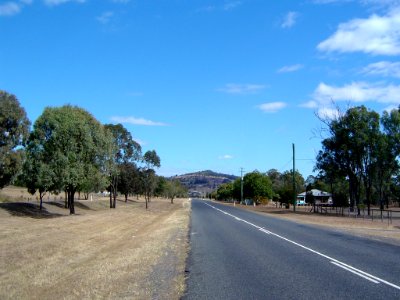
top-left (243, 171), bottom-right (273, 204)
top-left (315, 105), bottom-right (400, 213)
top-left (0, 91), bottom-right (30, 188)
top-left (104, 123), bottom-right (142, 208)
top-left (26, 105), bottom-right (113, 214)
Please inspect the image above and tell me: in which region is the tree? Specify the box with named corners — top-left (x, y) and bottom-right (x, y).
top-left (273, 170), bottom-right (304, 207)
top-left (0, 91), bottom-right (30, 188)
top-left (118, 162), bottom-right (140, 202)
top-left (216, 182), bottom-right (234, 201)
top-left (104, 124), bottom-right (142, 208)
top-left (243, 171), bottom-right (274, 205)
top-left (161, 179), bottom-right (187, 204)
top-left (23, 141), bottom-right (54, 210)
top-left (27, 105), bottom-right (113, 214)
top-left (142, 150), bottom-right (161, 209)
top-left (315, 106), bottom-right (382, 215)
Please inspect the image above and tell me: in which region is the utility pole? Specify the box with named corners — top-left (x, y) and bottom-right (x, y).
top-left (293, 143), bottom-right (296, 212)
top-left (240, 167), bottom-right (244, 204)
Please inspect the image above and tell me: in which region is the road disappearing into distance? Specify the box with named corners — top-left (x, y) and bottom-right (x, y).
top-left (183, 199), bottom-right (400, 299)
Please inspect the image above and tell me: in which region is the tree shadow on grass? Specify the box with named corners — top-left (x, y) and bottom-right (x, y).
top-left (46, 201), bottom-right (93, 211)
top-left (74, 202), bottom-right (92, 210)
top-left (0, 202), bottom-right (65, 219)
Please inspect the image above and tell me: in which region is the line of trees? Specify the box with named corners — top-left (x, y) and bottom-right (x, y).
top-left (213, 105), bottom-right (400, 212)
top-left (212, 170), bottom-right (304, 206)
top-left (0, 91), bottom-right (186, 214)
top-left (315, 105), bottom-right (400, 215)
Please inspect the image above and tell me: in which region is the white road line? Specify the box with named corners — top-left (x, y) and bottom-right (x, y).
top-left (330, 261), bottom-right (380, 284)
top-left (203, 202), bottom-right (400, 291)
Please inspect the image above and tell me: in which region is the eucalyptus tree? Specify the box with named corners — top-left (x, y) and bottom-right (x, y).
top-left (104, 123), bottom-right (141, 208)
top-left (142, 150), bottom-right (161, 209)
top-left (378, 107), bottom-right (400, 208)
top-left (27, 105), bottom-right (113, 214)
top-left (0, 91), bottom-right (30, 188)
top-left (315, 106), bottom-right (382, 214)
top-left (118, 162), bottom-right (140, 202)
top-left (164, 179), bottom-right (187, 204)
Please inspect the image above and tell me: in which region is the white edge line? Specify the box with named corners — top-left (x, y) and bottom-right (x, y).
top-left (203, 202), bottom-right (400, 291)
top-left (331, 261), bottom-right (380, 284)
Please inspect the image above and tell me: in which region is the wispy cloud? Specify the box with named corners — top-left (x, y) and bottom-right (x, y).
top-left (281, 11), bottom-right (299, 29)
top-left (0, 0), bottom-right (32, 16)
top-left (111, 116), bottom-right (169, 126)
top-left (197, 1), bottom-right (241, 13)
top-left (218, 154), bottom-right (234, 160)
top-left (0, 2), bottom-right (21, 16)
top-left (361, 61), bottom-right (400, 78)
top-left (223, 1), bottom-right (242, 11)
top-left (43, 0), bottom-right (86, 6)
top-left (258, 102), bottom-right (287, 113)
top-left (217, 83), bottom-right (266, 94)
top-left (318, 8), bottom-right (400, 55)
top-left (277, 64), bottom-right (304, 73)
top-left (97, 11), bottom-right (114, 24)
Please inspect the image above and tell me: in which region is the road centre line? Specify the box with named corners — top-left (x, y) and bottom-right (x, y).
top-left (204, 202), bottom-right (400, 291)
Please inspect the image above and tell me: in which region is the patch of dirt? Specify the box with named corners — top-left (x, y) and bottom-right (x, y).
top-left (0, 187), bottom-right (190, 299)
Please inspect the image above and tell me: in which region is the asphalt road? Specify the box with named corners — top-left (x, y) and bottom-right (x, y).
top-left (183, 199), bottom-right (400, 299)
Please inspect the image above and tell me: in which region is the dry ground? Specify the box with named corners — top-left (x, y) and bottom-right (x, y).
top-left (0, 186), bottom-right (190, 300)
top-left (218, 201), bottom-right (400, 245)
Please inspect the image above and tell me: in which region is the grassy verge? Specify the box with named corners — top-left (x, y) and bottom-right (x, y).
top-left (0, 187), bottom-right (190, 299)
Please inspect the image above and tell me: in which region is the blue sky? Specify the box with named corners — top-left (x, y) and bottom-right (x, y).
top-left (2, 0), bottom-right (400, 178)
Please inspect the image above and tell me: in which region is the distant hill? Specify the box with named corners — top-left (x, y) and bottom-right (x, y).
top-left (171, 170), bottom-right (238, 196)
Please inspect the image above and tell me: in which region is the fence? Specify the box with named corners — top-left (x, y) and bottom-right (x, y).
top-left (311, 204), bottom-right (399, 225)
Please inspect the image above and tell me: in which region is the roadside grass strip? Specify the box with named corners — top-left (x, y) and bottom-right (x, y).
top-left (204, 202), bottom-right (400, 291)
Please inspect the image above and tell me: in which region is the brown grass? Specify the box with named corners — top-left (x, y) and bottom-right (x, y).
top-left (0, 187), bottom-right (190, 299)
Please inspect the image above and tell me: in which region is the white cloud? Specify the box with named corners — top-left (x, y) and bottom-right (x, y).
top-left (218, 154), bottom-right (234, 160)
top-left (258, 102), bottom-right (287, 113)
top-left (43, 0), bottom-right (86, 6)
top-left (303, 81), bottom-right (400, 119)
top-left (110, 116), bottom-right (169, 126)
top-left (316, 107), bottom-right (341, 120)
top-left (312, 81), bottom-right (400, 104)
top-left (318, 8), bottom-right (400, 55)
top-left (361, 61), bottom-right (400, 77)
top-left (281, 11), bottom-right (299, 29)
top-left (97, 11), bottom-right (114, 24)
top-left (217, 83), bottom-right (266, 94)
top-left (277, 64), bottom-right (304, 73)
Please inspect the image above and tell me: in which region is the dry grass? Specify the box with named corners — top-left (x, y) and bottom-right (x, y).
top-left (0, 187), bottom-right (190, 300)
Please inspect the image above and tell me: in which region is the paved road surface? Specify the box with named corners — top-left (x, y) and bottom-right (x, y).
top-left (183, 199), bottom-right (400, 299)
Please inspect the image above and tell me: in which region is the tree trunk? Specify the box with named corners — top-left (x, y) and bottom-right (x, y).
top-left (113, 191), bottom-right (117, 208)
top-left (125, 194), bottom-right (128, 202)
top-left (109, 190), bottom-right (113, 208)
top-left (39, 192), bottom-right (43, 211)
top-left (65, 191), bottom-right (68, 208)
top-left (68, 189), bottom-right (75, 215)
